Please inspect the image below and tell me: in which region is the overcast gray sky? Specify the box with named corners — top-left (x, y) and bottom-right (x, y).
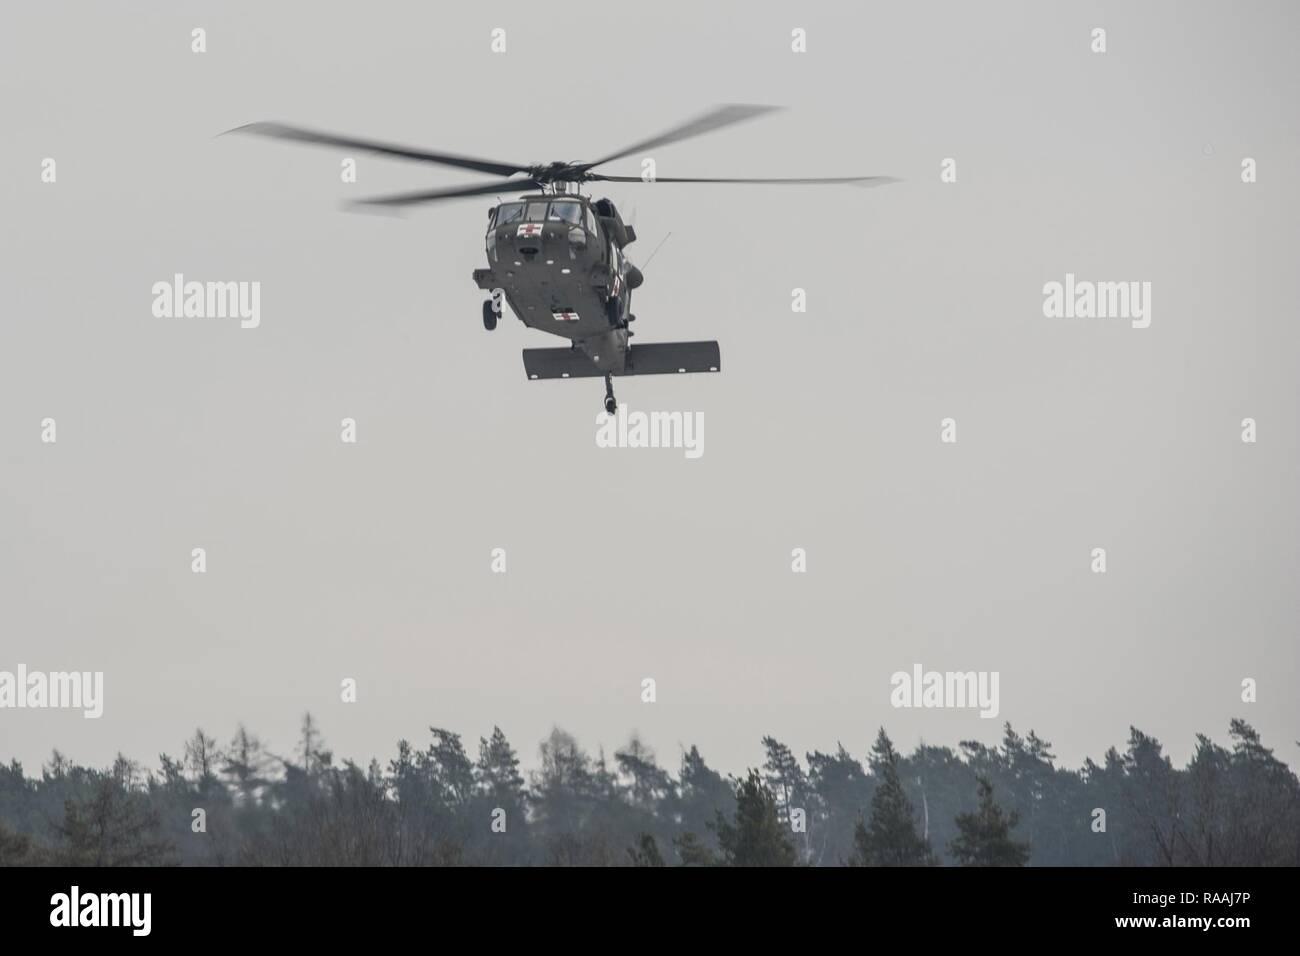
top-left (1, 0), bottom-right (1296, 778)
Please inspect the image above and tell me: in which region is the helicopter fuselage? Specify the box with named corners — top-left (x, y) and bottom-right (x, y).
top-left (472, 193), bottom-right (641, 374)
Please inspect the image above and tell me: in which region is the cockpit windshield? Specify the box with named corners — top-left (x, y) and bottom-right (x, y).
top-left (547, 200), bottom-right (584, 225)
top-left (525, 201), bottom-right (548, 222)
top-left (496, 202), bottom-right (524, 225)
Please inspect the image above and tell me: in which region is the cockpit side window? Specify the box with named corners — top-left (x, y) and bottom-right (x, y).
top-left (496, 202), bottom-right (524, 225)
top-left (525, 201), bottom-right (548, 222)
top-left (547, 200), bottom-right (583, 225)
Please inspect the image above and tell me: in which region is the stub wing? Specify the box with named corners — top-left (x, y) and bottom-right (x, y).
top-left (523, 341), bottom-right (721, 380)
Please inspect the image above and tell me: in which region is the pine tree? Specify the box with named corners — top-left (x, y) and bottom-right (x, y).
top-left (427, 727), bottom-right (475, 806)
top-left (56, 772), bottom-right (174, 866)
top-left (0, 821), bottom-right (32, 865)
top-left (532, 727), bottom-right (595, 839)
top-left (672, 830), bottom-right (718, 866)
top-left (761, 736), bottom-right (809, 825)
top-left (1121, 726), bottom-right (1183, 865)
top-left (297, 712), bottom-right (331, 776)
top-left (627, 832), bottom-right (666, 866)
top-left (852, 728), bottom-right (936, 866)
top-left (807, 744), bottom-right (872, 865)
top-left (615, 735), bottom-right (674, 809)
top-left (713, 769), bottom-right (798, 866)
top-left (476, 726), bottom-right (526, 804)
top-left (673, 746), bottom-right (734, 853)
top-left (183, 728), bottom-right (222, 798)
top-left (222, 725), bottom-right (270, 805)
top-left (949, 777), bottom-right (1030, 866)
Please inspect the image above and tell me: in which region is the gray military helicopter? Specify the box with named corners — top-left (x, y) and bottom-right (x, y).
top-left (228, 106), bottom-right (894, 414)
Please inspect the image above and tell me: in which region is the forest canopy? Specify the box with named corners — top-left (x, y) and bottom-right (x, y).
top-left (1, 718), bottom-right (1295, 867)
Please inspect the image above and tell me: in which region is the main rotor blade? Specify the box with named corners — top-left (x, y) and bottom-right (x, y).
top-left (226, 122), bottom-right (529, 178)
top-left (350, 178), bottom-right (542, 208)
top-left (582, 104), bottom-right (782, 170)
top-left (591, 174), bottom-right (899, 187)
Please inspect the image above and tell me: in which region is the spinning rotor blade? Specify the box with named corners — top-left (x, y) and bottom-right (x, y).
top-left (581, 104), bottom-right (782, 170)
top-left (350, 177), bottom-right (543, 208)
top-left (591, 174), bottom-right (899, 187)
top-left (226, 122), bottom-right (530, 178)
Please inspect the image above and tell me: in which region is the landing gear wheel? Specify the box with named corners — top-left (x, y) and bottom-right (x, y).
top-left (605, 295), bottom-right (622, 325)
top-left (482, 299), bottom-right (497, 331)
top-left (603, 375), bottom-right (617, 415)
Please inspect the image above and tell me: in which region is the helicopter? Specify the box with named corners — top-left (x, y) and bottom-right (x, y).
top-left (227, 105), bottom-right (895, 414)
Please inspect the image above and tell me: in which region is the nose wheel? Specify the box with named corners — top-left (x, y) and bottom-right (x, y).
top-left (482, 299), bottom-right (498, 331)
top-left (603, 375), bottom-right (617, 415)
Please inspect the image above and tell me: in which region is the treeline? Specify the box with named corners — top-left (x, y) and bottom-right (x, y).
top-left (0, 717), bottom-right (1296, 866)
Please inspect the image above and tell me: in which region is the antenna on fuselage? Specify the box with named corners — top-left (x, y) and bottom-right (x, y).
top-left (642, 231), bottom-right (672, 268)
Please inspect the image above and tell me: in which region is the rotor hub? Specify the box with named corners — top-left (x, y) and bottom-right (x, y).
top-left (528, 161), bottom-right (586, 184)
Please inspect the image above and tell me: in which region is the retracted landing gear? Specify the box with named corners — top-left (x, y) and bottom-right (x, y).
top-left (603, 374), bottom-right (617, 416)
